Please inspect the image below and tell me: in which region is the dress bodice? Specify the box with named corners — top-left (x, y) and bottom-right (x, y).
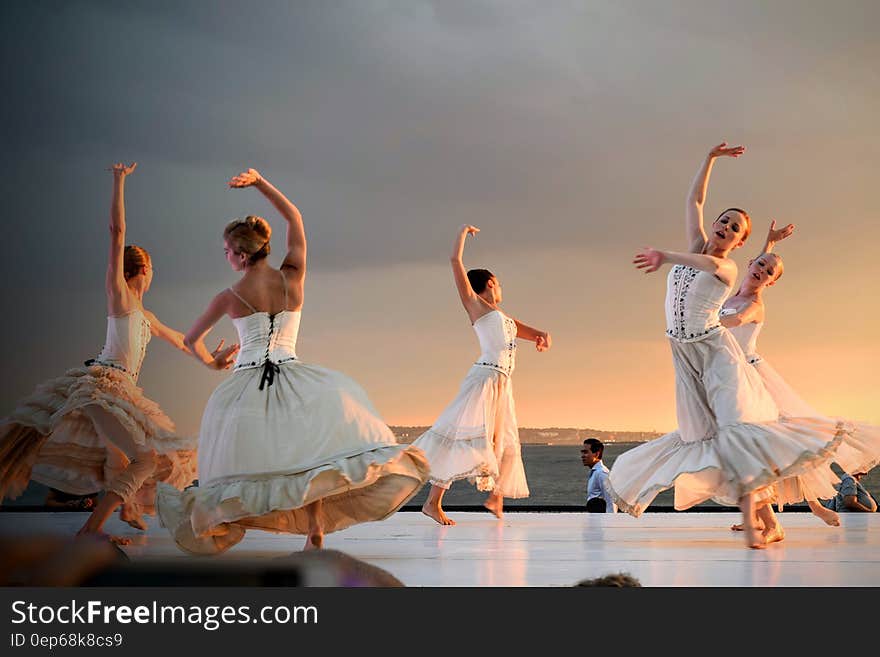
top-left (91, 308), bottom-right (152, 380)
top-left (472, 310), bottom-right (517, 376)
top-left (233, 310), bottom-right (301, 371)
top-left (728, 321), bottom-right (764, 363)
top-left (664, 265), bottom-right (732, 342)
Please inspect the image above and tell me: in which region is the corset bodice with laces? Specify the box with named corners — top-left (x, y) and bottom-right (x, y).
top-left (472, 309), bottom-right (517, 376)
top-left (88, 308), bottom-right (152, 380)
top-left (664, 265), bottom-right (732, 342)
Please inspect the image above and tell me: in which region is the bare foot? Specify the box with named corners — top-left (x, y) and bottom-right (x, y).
top-left (119, 505), bottom-right (148, 531)
top-left (731, 520), bottom-right (764, 532)
top-left (304, 532), bottom-right (324, 551)
top-left (422, 502), bottom-right (456, 526)
top-left (812, 505), bottom-right (840, 527)
top-left (762, 526), bottom-right (785, 545)
top-left (744, 526), bottom-right (766, 550)
top-left (483, 495), bottom-right (503, 519)
top-left (76, 528), bottom-right (131, 546)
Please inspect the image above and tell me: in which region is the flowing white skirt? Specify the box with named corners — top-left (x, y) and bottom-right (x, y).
top-left (0, 365), bottom-right (197, 515)
top-left (412, 365), bottom-right (529, 499)
top-left (608, 330), bottom-right (848, 516)
top-left (748, 356), bottom-right (880, 506)
top-left (157, 360), bottom-right (430, 555)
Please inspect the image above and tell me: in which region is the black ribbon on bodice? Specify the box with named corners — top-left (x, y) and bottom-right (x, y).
top-left (258, 359), bottom-right (281, 391)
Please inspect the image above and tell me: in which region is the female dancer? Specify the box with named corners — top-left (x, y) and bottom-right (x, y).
top-left (414, 224), bottom-right (551, 526)
top-left (157, 168), bottom-right (429, 553)
top-left (723, 222), bottom-right (880, 536)
top-left (0, 163), bottom-right (223, 543)
top-left (609, 142), bottom-right (849, 548)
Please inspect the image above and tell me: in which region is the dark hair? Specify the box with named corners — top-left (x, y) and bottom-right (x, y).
top-left (716, 207), bottom-right (752, 242)
top-left (583, 438), bottom-right (604, 459)
top-left (467, 269), bottom-right (495, 294)
top-left (574, 573), bottom-right (642, 588)
top-left (123, 245), bottom-right (151, 280)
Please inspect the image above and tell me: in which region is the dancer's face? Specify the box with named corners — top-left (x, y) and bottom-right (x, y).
top-left (708, 210), bottom-right (748, 252)
top-left (224, 240), bottom-right (247, 271)
top-left (746, 254), bottom-right (782, 290)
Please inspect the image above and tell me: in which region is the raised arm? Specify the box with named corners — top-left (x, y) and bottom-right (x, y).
top-left (634, 247), bottom-right (738, 286)
top-left (105, 162), bottom-right (137, 309)
top-left (450, 224), bottom-right (489, 321)
top-left (685, 143), bottom-right (745, 253)
top-left (229, 168), bottom-right (306, 278)
top-left (513, 319), bottom-right (552, 352)
top-left (759, 219), bottom-right (795, 255)
top-left (182, 292), bottom-right (240, 370)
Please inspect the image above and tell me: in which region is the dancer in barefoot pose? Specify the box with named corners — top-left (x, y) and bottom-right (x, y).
top-left (0, 163), bottom-right (215, 543)
top-left (723, 221), bottom-right (880, 537)
top-left (608, 143), bottom-right (850, 549)
top-left (157, 168), bottom-right (429, 553)
top-left (414, 224), bottom-right (551, 526)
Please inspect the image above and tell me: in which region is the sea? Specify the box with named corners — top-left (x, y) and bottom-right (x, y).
top-left (5, 443), bottom-right (879, 511)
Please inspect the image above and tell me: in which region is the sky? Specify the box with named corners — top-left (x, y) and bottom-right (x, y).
top-left (0, 0), bottom-right (877, 436)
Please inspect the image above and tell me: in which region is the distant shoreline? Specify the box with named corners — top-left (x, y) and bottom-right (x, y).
top-left (390, 426), bottom-right (663, 445)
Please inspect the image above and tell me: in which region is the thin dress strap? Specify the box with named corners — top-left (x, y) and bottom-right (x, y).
top-left (228, 287), bottom-right (258, 314)
top-left (279, 269), bottom-right (289, 311)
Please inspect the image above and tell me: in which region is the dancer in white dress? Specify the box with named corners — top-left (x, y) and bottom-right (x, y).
top-left (157, 168), bottom-right (430, 553)
top-left (414, 224), bottom-right (551, 526)
top-left (609, 143), bottom-right (850, 548)
top-left (0, 163), bottom-right (225, 543)
top-left (722, 222), bottom-right (880, 536)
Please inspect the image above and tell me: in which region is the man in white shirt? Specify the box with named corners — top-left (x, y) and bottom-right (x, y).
top-left (581, 438), bottom-right (617, 513)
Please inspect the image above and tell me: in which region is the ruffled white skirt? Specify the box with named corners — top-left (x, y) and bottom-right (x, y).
top-left (157, 360), bottom-right (430, 555)
top-left (748, 356), bottom-right (880, 506)
top-left (609, 331), bottom-right (847, 516)
top-left (0, 364), bottom-right (197, 515)
top-left (412, 365), bottom-right (528, 499)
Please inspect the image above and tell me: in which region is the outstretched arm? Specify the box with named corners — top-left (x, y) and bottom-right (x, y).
top-left (759, 219), bottom-right (795, 255)
top-left (513, 319), bottom-right (551, 352)
top-left (229, 169), bottom-right (306, 279)
top-left (685, 143), bottom-right (745, 253)
top-left (105, 162), bottom-right (137, 308)
top-left (182, 292), bottom-right (240, 370)
top-left (450, 224), bottom-right (489, 321)
top-left (634, 247), bottom-right (737, 286)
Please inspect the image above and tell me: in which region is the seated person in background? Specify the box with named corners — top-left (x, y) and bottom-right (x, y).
top-left (581, 438), bottom-right (616, 513)
top-left (820, 472), bottom-right (877, 513)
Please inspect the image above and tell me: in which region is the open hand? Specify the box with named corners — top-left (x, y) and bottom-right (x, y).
top-left (108, 162), bottom-right (137, 177)
top-left (708, 142), bottom-right (745, 159)
top-left (535, 332), bottom-right (552, 352)
top-left (766, 219), bottom-right (795, 245)
top-left (228, 168), bottom-right (264, 188)
top-left (210, 339), bottom-right (240, 370)
top-left (633, 247), bottom-right (665, 274)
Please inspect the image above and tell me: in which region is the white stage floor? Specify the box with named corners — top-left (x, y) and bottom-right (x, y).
top-left (3, 510), bottom-right (879, 587)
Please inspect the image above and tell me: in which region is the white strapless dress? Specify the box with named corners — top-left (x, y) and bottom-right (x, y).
top-left (608, 265), bottom-right (849, 515)
top-left (0, 308), bottom-right (196, 515)
top-left (158, 309), bottom-right (430, 554)
top-left (412, 309), bottom-right (529, 499)
top-left (729, 320), bottom-right (880, 504)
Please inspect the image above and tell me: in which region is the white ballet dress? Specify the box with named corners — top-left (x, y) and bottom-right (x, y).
top-left (728, 320), bottom-right (880, 504)
top-left (608, 265), bottom-right (850, 515)
top-left (412, 309), bottom-right (529, 498)
top-left (157, 277), bottom-right (430, 555)
top-left (0, 308), bottom-right (197, 514)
